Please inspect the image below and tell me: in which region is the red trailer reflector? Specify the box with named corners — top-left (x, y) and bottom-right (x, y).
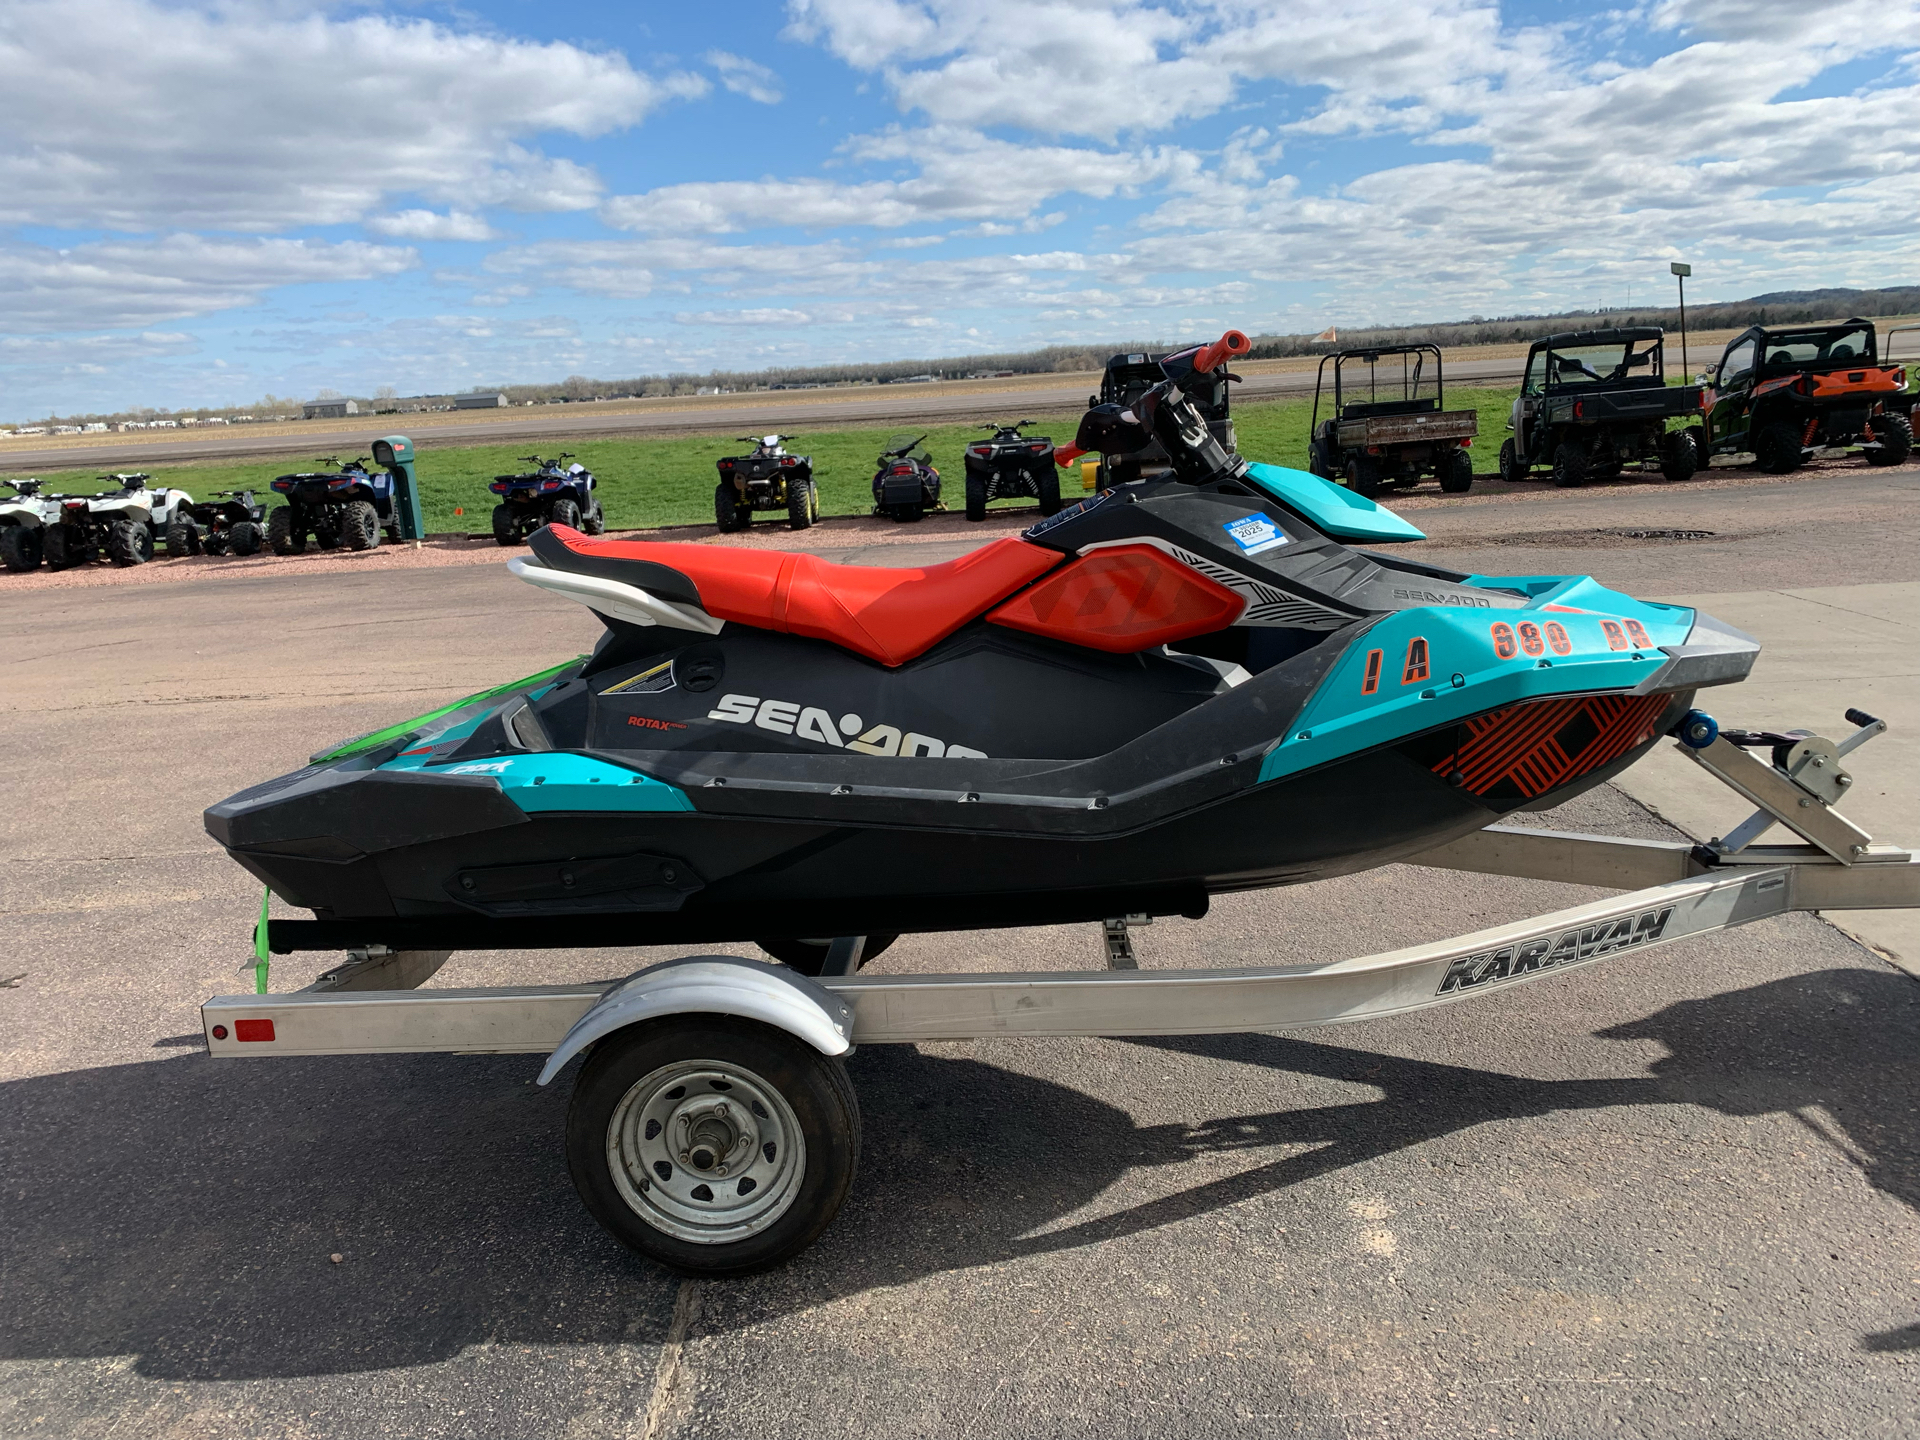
top-left (234, 1018), bottom-right (276, 1043)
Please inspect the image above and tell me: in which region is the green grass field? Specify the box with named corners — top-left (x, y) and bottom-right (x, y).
top-left (22, 387), bottom-right (1526, 534)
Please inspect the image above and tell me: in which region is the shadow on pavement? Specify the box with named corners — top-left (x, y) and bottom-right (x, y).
top-left (2, 966), bottom-right (1913, 1380)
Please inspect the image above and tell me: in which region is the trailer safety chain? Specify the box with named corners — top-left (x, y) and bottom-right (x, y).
top-left (252, 885), bottom-right (271, 995)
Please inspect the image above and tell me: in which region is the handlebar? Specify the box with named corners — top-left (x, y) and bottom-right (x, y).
top-left (1192, 329), bottom-right (1251, 374)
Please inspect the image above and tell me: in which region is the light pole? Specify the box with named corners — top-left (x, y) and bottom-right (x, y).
top-left (1670, 262), bottom-right (1691, 383)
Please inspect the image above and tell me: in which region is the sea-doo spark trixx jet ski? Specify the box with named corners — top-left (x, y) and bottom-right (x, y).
top-left (208, 330), bottom-right (1758, 955)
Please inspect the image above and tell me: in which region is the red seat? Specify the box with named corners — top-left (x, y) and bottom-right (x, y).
top-left (538, 527), bottom-right (1060, 667)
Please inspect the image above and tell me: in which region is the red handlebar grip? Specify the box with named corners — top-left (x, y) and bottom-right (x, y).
top-left (1054, 444), bottom-right (1087, 467)
top-left (1192, 329), bottom-right (1251, 374)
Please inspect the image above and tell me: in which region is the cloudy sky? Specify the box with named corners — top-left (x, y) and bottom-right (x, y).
top-left (3, 0), bottom-right (1915, 415)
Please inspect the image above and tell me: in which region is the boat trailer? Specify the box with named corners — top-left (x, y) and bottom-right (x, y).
top-left (200, 711), bottom-right (1918, 1273)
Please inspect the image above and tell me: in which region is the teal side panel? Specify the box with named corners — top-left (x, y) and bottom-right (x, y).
top-left (1258, 599), bottom-right (1692, 785)
top-left (1243, 462), bottom-right (1427, 543)
top-left (425, 752), bottom-right (695, 813)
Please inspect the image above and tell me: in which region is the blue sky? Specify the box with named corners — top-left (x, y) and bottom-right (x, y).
top-left (1, 0), bottom-right (1915, 417)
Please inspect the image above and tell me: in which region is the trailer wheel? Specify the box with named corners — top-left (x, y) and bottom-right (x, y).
top-left (1865, 413), bottom-right (1911, 466)
top-left (1496, 438), bottom-right (1527, 483)
top-left (567, 1015), bottom-right (859, 1276)
top-left (1438, 448), bottom-right (1473, 494)
top-left (1753, 421), bottom-right (1804, 474)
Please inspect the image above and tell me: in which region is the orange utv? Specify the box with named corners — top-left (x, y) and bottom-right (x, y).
top-left (1696, 318), bottom-right (1911, 473)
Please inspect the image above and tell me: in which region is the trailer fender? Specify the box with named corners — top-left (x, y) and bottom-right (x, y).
top-left (536, 955), bottom-right (854, 1085)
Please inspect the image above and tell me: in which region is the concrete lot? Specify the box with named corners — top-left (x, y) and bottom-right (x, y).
top-left (2, 465), bottom-right (1916, 1438)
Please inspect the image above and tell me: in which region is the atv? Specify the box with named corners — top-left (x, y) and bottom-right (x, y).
top-left (1087, 344), bottom-right (1238, 486)
top-left (0, 477), bottom-right (56, 572)
top-left (167, 490), bottom-right (267, 557)
top-left (963, 421), bottom-right (1061, 521)
top-left (1499, 328), bottom-right (1701, 487)
top-left (1696, 318), bottom-right (1912, 474)
top-left (269, 456), bottom-right (402, 555)
top-left (871, 433), bottom-right (942, 521)
top-left (714, 436), bottom-right (816, 533)
top-left (38, 473), bottom-right (180, 568)
top-left (1306, 343), bottom-right (1477, 497)
top-left (491, 453), bottom-right (606, 546)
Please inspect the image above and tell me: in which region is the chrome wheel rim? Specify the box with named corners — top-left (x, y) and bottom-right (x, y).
top-left (606, 1059), bottom-right (806, 1244)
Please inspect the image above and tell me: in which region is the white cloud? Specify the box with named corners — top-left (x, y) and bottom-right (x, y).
top-left (366, 211), bottom-right (501, 242)
top-left (0, 0), bottom-right (707, 232)
top-left (0, 236), bottom-right (417, 333)
top-left (707, 51), bottom-right (785, 104)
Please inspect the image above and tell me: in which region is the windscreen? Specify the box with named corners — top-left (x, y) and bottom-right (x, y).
top-left (1546, 336), bottom-right (1660, 387)
top-left (1759, 327), bottom-right (1874, 368)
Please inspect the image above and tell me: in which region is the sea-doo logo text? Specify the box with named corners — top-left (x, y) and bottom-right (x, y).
top-left (1435, 906), bottom-right (1673, 994)
top-left (707, 694), bottom-right (987, 758)
top-left (1394, 587), bottom-right (1492, 608)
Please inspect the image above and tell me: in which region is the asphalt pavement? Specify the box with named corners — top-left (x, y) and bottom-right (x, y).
top-left (2, 463), bottom-right (1917, 1438)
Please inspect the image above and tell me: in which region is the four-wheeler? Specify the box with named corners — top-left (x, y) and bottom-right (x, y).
top-left (1499, 328), bottom-right (1701, 487)
top-left (269, 456), bottom-right (402, 555)
top-left (870, 433), bottom-right (942, 521)
top-left (1306, 343), bottom-right (1477, 497)
top-left (714, 436), bottom-right (816, 533)
top-left (1, 478), bottom-right (57, 572)
top-left (204, 325), bottom-right (1798, 1275)
top-left (37, 473), bottom-right (184, 568)
top-left (1695, 318), bottom-right (1911, 473)
top-left (963, 420), bottom-right (1061, 521)
top-left (167, 490), bottom-right (268, 557)
top-left (100, 473), bottom-right (196, 557)
top-left (491, 454), bottom-right (606, 546)
top-left (1084, 343), bottom-right (1238, 486)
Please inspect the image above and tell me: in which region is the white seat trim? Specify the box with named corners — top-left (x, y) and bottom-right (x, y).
top-left (507, 556), bottom-right (726, 635)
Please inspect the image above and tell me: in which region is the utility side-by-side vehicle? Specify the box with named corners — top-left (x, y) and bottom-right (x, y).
top-left (1307, 343), bottom-right (1477, 497)
top-left (1499, 329), bottom-right (1701, 487)
top-left (1696, 318), bottom-right (1911, 473)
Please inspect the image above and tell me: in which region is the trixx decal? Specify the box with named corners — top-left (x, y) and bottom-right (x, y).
top-left (707, 693), bottom-right (987, 758)
top-left (1435, 905), bottom-right (1673, 994)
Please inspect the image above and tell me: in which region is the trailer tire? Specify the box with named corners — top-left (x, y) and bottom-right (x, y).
top-left (566, 1015), bottom-right (860, 1276)
top-left (342, 499), bottom-right (380, 551)
top-left (1497, 438), bottom-right (1527, 483)
top-left (756, 935), bottom-right (898, 973)
top-left (1866, 412), bottom-right (1912, 466)
top-left (107, 518), bottom-right (151, 566)
top-left (1439, 448), bottom-right (1474, 493)
top-left (1753, 421), bottom-right (1804, 474)
top-left (0, 524), bottom-right (43, 572)
top-left (229, 521), bottom-right (263, 557)
top-left (1660, 431), bottom-right (1698, 482)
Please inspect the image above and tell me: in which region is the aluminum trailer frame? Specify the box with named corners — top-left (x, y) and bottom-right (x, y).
top-left (197, 712), bottom-right (1917, 1273)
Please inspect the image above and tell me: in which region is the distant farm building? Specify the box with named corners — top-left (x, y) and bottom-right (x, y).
top-left (454, 392), bottom-right (509, 409)
top-left (303, 398), bottom-right (359, 420)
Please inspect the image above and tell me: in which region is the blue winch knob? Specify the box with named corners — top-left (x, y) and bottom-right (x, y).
top-left (1677, 710), bottom-right (1719, 750)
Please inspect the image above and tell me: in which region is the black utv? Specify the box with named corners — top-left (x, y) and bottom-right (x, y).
top-left (714, 435), bottom-right (817, 532)
top-left (1089, 344), bottom-right (1237, 486)
top-left (962, 420), bottom-right (1061, 520)
top-left (1696, 318), bottom-right (1911, 473)
top-left (1499, 328), bottom-right (1701, 487)
top-left (1307, 343), bottom-right (1477, 497)
top-left (166, 490), bottom-right (267, 557)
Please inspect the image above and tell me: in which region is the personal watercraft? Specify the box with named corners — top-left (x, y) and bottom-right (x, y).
top-left (207, 330), bottom-right (1758, 956)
